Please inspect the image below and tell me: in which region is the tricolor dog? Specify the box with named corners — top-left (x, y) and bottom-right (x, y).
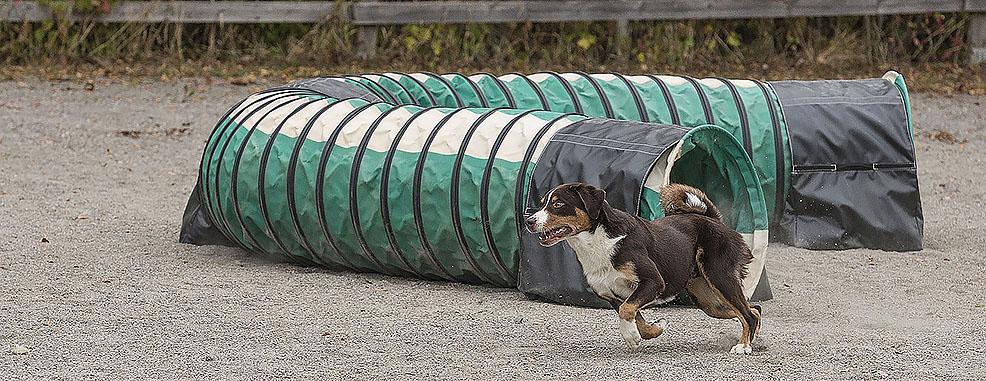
top-left (524, 182), bottom-right (762, 354)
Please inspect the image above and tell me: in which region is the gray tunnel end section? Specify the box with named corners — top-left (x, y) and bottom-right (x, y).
top-left (751, 271), bottom-right (772, 302)
top-left (179, 179), bottom-right (235, 247)
top-left (770, 78), bottom-right (923, 251)
top-left (518, 118), bottom-right (688, 308)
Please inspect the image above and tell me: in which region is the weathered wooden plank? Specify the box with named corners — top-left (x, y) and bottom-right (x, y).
top-left (356, 25), bottom-right (380, 59)
top-left (963, 1), bottom-right (986, 64)
top-left (2, 0), bottom-right (982, 25)
top-left (616, 19), bottom-right (630, 38)
top-left (967, 0), bottom-right (986, 12)
top-left (352, 1), bottom-right (970, 25)
top-left (0, 1), bottom-right (349, 23)
top-left (353, 1), bottom-right (757, 24)
top-left (0, 1), bottom-right (48, 21)
top-left (970, 12), bottom-right (986, 64)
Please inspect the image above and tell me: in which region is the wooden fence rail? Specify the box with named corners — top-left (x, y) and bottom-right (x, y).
top-left (2, 1), bottom-right (984, 63)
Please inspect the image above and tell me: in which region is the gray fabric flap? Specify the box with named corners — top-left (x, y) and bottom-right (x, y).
top-left (771, 78), bottom-right (913, 168)
top-left (284, 78), bottom-right (382, 102)
top-left (770, 78), bottom-right (923, 251)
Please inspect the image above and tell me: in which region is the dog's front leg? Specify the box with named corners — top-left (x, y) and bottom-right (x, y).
top-left (617, 277), bottom-right (664, 351)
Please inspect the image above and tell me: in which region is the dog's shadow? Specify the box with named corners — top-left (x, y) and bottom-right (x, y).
top-left (548, 333), bottom-right (769, 359)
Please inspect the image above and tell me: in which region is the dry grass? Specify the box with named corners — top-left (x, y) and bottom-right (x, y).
top-left (1, 11), bottom-right (984, 93)
top-left (3, 59), bottom-right (983, 95)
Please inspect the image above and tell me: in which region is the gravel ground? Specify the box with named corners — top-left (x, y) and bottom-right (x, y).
top-left (1, 78), bottom-right (984, 380)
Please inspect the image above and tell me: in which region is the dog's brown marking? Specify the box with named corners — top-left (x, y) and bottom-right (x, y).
top-left (617, 302), bottom-right (638, 321)
top-left (737, 315), bottom-right (752, 345)
top-left (634, 312), bottom-right (664, 339)
top-left (543, 207), bottom-right (591, 232)
top-left (686, 277), bottom-right (737, 319)
top-left (616, 263), bottom-right (639, 290)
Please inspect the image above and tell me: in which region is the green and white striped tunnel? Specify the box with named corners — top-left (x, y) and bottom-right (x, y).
top-left (183, 71), bottom-right (921, 305)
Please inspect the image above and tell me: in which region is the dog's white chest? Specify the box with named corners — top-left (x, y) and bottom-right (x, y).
top-left (567, 229), bottom-right (635, 301)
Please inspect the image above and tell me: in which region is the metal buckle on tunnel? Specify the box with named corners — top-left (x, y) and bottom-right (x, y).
top-left (793, 163), bottom-right (838, 173)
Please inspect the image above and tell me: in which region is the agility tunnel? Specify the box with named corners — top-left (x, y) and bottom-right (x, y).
top-left (180, 71), bottom-right (922, 307)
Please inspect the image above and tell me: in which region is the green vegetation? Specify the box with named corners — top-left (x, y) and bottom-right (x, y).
top-left (1, 5), bottom-right (982, 93)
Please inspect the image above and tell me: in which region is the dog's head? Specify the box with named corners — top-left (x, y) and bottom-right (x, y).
top-left (524, 182), bottom-right (607, 247)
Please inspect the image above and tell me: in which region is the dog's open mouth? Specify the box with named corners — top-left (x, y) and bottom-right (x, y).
top-left (537, 226), bottom-right (573, 247)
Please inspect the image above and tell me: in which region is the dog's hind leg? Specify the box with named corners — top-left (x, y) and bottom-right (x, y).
top-left (686, 276), bottom-right (759, 355)
top-left (695, 249), bottom-right (761, 355)
top-left (685, 277), bottom-right (737, 320)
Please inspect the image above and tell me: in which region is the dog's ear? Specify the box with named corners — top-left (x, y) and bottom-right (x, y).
top-left (574, 183), bottom-right (606, 220)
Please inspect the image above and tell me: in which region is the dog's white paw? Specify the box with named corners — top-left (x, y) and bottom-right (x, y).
top-left (729, 343), bottom-right (753, 355)
top-left (619, 319), bottom-right (643, 350)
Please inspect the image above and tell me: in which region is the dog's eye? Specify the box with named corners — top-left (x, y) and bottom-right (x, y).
top-left (552, 201), bottom-right (565, 209)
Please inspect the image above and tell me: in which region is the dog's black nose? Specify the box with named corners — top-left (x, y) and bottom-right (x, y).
top-left (525, 215), bottom-right (537, 231)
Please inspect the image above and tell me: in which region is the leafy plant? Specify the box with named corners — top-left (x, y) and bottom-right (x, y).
top-left (0, 6), bottom-right (974, 70)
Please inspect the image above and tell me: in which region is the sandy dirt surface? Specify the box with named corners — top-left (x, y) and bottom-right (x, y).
top-left (1, 78), bottom-right (984, 380)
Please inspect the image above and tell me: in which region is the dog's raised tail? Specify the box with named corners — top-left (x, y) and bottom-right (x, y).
top-left (659, 183), bottom-right (722, 221)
